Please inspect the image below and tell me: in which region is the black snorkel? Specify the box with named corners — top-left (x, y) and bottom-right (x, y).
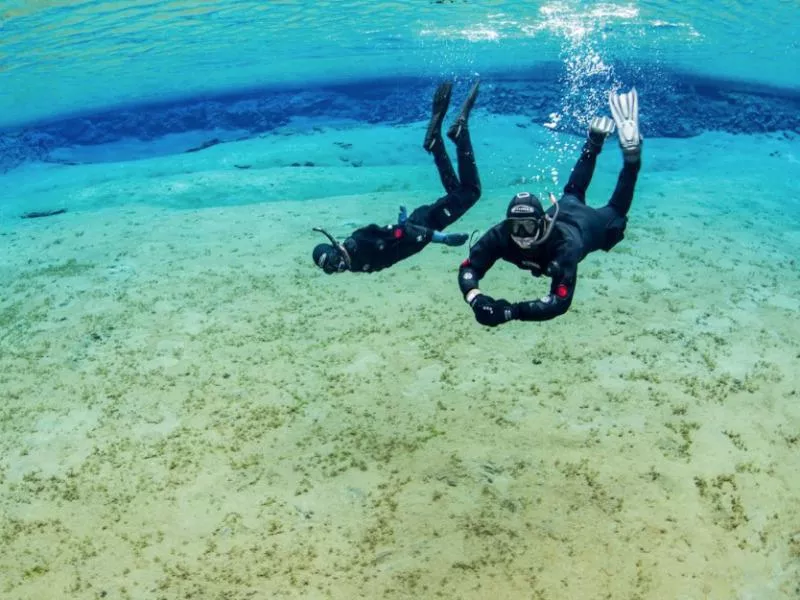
top-left (468, 229), bottom-right (481, 250)
top-left (537, 192), bottom-right (560, 245)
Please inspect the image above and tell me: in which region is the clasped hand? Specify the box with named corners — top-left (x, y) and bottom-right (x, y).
top-left (470, 294), bottom-right (516, 328)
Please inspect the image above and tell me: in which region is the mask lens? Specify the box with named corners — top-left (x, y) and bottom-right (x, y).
top-left (324, 259), bottom-right (340, 274)
top-left (510, 218), bottom-right (540, 237)
top-left (319, 250), bottom-right (342, 274)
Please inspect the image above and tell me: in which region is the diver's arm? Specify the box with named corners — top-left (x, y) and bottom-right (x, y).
top-left (458, 228), bottom-right (521, 327)
top-left (457, 229), bottom-right (500, 301)
top-left (512, 261), bottom-right (577, 321)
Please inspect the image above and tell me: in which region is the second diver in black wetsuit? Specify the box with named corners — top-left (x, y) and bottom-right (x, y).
top-left (458, 87), bottom-right (643, 327)
top-left (312, 80), bottom-right (482, 274)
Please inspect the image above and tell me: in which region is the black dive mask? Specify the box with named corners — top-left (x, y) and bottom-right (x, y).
top-left (507, 192), bottom-right (559, 249)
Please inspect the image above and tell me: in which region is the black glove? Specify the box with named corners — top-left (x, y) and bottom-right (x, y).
top-left (471, 295), bottom-right (516, 327)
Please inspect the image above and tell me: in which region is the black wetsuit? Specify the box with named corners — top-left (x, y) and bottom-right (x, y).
top-left (458, 140), bottom-right (641, 321)
top-left (341, 129), bottom-right (481, 273)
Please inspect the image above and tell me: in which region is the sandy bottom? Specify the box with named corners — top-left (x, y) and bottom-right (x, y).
top-left (1, 118), bottom-right (799, 599)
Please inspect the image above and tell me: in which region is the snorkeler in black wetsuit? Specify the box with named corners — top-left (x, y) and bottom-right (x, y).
top-left (458, 87), bottom-right (643, 327)
top-left (311, 80), bottom-right (482, 274)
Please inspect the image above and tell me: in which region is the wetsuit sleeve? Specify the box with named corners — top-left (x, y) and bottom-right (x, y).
top-left (513, 258), bottom-right (578, 321)
top-left (458, 228), bottom-right (501, 298)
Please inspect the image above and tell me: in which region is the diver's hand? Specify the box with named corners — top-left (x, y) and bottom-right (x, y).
top-left (471, 295), bottom-right (516, 327)
top-left (398, 205), bottom-right (408, 225)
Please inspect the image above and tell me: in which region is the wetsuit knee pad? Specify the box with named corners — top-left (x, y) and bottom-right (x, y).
top-left (601, 215), bottom-right (628, 251)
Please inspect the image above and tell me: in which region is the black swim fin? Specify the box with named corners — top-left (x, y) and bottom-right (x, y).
top-left (447, 79), bottom-right (480, 143)
top-left (423, 82), bottom-right (453, 152)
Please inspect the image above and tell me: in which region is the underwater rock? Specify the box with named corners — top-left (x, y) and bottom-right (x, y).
top-left (184, 138), bottom-right (222, 153)
top-left (2, 64), bottom-right (799, 173)
top-left (20, 208), bottom-right (68, 219)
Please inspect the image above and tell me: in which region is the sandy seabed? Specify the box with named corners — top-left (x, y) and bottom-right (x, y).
top-left (1, 117), bottom-right (799, 599)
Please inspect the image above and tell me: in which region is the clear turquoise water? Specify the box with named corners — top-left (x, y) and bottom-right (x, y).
top-left (2, 3), bottom-right (800, 598)
top-left (2, 0), bottom-right (798, 127)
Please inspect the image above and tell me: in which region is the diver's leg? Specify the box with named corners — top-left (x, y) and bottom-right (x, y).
top-left (429, 137), bottom-right (460, 195)
top-left (446, 80), bottom-right (480, 147)
top-left (596, 159), bottom-right (641, 252)
top-left (563, 116), bottom-right (615, 204)
top-left (597, 88), bottom-right (642, 252)
top-left (424, 80), bottom-right (481, 229)
top-left (424, 82), bottom-right (460, 194)
top-left (407, 189), bottom-right (470, 241)
top-left (605, 87), bottom-right (643, 216)
top-left (453, 116), bottom-right (481, 201)
top-left (562, 143), bottom-right (600, 204)
top-left (408, 81), bottom-right (482, 236)
top-left (607, 160), bottom-right (641, 217)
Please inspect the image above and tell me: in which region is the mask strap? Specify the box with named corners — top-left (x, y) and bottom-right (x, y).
top-left (312, 227), bottom-right (351, 269)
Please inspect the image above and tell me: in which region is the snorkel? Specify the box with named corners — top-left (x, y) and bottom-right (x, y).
top-left (312, 227), bottom-right (352, 272)
top-left (468, 229), bottom-right (481, 250)
top-left (537, 192), bottom-right (560, 245)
